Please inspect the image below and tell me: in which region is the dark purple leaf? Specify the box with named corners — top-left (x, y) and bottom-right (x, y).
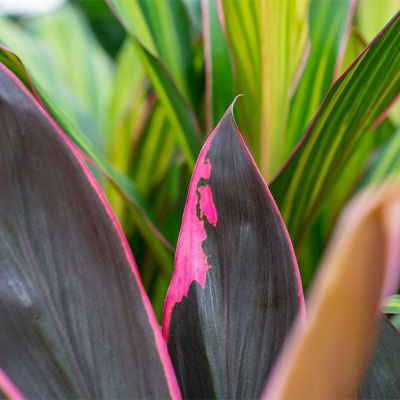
top-left (0, 64), bottom-right (180, 399)
top-left (163, 99), bottom-right (305, 399)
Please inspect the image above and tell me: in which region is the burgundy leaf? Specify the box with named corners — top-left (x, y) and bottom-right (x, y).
top-left (0, 64), bottom-right (180, 399)
top-left (163, 99), bottom-right (305, 399)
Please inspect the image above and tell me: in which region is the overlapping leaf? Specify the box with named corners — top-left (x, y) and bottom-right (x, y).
top-left (163, 101), bottom-right (305, 398)
top-left (0, 6), bottom-right (112, 154)
top-left (294, 24), bottom-right (396, 286)
top-left (270, 11), bottom-right (400, 245)
top-left (264, 178), bottom-right (400, 398)
top-left (383, 295), bottom-right (400, 315)
top-left (0, 64), bottom-right (180, 399)
top-left (221, 0), bottom-right (309, 178)
top-left (361, 128), bottom-right (400, 186)
top-left (0, 45), bottom-right (174, 276)
top-left (284, 0), bottom-right (353, 159)
top-left (106, 0), bottom-right (202, 168)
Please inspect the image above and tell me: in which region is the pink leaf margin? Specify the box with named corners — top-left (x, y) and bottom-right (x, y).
top-left (0, 44), bottom-right (174, 252)
top-left (162, 97), bottom-right (306, 339)
top-left (0, 62), bottom-right (182, 400)
top-left (0, 369), bottom-right (26, 400)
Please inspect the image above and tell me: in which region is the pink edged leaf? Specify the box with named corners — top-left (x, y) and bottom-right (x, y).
top-left (0, 64), bottom-right (180, 399)
top-left (0, 369), bottom-right (26, 400)
top-left (162, 99), bottom-right (305, 399)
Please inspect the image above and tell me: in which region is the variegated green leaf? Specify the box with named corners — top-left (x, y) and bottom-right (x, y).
top-left (270, 11), bottom-right (400, 246)
top-left (284, 0), bottom-right (354, 159)
top-left (221, 0), bottom-right (309, 178)
top-left (106, 0), bottom-right (202, 169)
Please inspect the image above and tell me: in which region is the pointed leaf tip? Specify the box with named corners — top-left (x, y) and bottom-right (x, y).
top-left (163, 102), bottom-right (305, 398)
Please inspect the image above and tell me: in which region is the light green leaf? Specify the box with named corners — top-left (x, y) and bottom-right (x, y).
top-left (356, 0), bottom-right (400, 126)
top-left (383, 295), bottom-right (400, 314)
top-left (221, 0), bottom-right (309, 178)
top-left (134, 102), bottom-right (176, 196)
top-left (362, 127), bottom-right (400, 186)
top-left (0, 6), bottom-right (113, 154)
top-left (107, 0), bottom-right (202, 168)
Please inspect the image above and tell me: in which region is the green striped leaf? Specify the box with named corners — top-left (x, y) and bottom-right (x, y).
top-left (106, 0), bottom-right (202, 169)
top-left (284, 0), bottom-right (353, 160)
top-left (134, 102), bottom-right (176, 196)
top-left (105, 38), bottom-right (148, 220)
top-left (202, 0), bottom-right (234, 131)
top-left (295, 28), bottom-right (395, 286)
top-left (356, 0), bottom-right (400, 127)
top-left (221, 0), bottom-right (309, 178)
top-left (106, 0), bottom-right (196, 106)
top-left (270, 11), bottom-right (400, 245)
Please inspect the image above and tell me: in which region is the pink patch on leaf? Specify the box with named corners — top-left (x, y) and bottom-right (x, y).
top-left (199, 184), bottom-right (217, 226)
top-left (163, 135), bottom-right (218, 339)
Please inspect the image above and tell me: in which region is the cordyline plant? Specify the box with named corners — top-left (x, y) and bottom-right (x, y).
top-left (1, 62), bottom-right (400, 399)
top-left (1, 2), bottom-right (400, 400)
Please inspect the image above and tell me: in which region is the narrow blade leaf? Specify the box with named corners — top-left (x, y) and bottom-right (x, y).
top-left (163, 100), bottom-right (305, 399)
top-left (202, 0), bottom-right (234, 131)
top-left (271, 11), bottom-right (400, 245)
top-left (106, 0), bottom-right (202, 168)
top-left (0, 64), bottom-right (180, 399)
top-left (284, 0), bottom-right (354, 159)
top-left (221, 0), bottom-right (309, 178)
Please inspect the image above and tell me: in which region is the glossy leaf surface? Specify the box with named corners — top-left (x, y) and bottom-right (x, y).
top-left (271, 11), bottom-right (400, 245)
top-left (360, 318), bottom-right (400, 398)
top-left (163, 101), bottom-right (305, 399)
top-left (0, 65), bottom-right (180, 399)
